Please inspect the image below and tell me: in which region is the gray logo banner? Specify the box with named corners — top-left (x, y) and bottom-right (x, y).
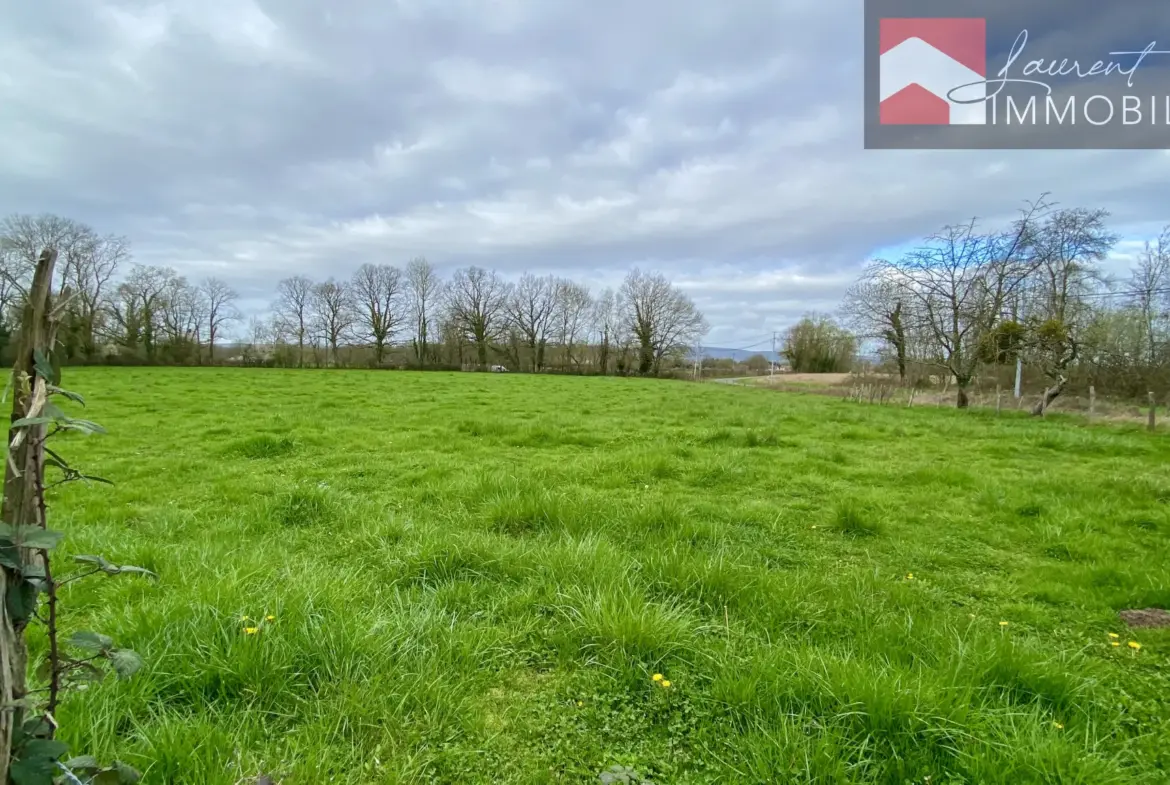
top-left (864, 0), bottom-right (1170, 149)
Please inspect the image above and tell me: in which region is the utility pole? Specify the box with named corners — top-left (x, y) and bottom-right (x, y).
top-left (771, 331), bottom-right (778, 376)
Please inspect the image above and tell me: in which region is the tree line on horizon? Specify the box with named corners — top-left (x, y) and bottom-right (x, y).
top-left (0, 213), bottom-right (709, 377)
top-left (4, 197), bottom-right (1168, 405)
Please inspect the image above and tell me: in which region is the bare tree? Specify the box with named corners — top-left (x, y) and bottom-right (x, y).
top-left (592, 288), bottom-right (621, 375)
top-left (0, 213), bottom-right (93, 297)
top-left (105, 265), bottom-right (175, 360)
top-left (1129, 226), bottom-right (1170, 368)
top-left (874, 198), bottom-right (1048, 407)
top-left (505, 273), bottom-right (558, 371)
top-left (199, 277), bottom-right (239, 363)
top-left (841, 265), bottom-right (909, 381)
top-left (159, 274), bottom-right (203, 362)
top-left (446, 266), bottom-right (508, 368)
top-left (274, 275), bottom-right (314, 367)
top-left (406, 257), bottom-right (442, 366)
top-left (241, 315), bottom-right (272, 365)
top-left (311, 279), bottom-right (354, 366)
top-left (619, 269), bottom-right (707, 375)
top-left (352, 263), bottom-right (404, 365)
top-left (1022, 207), bottom-right (1118, 414)
top-left (554, 279), bottom-right (593, 369)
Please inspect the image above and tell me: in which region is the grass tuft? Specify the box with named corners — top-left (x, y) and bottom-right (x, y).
top-left (271, 485), bottom-right (333, 527)
top-left (227, 434), bottom-right (297, 459)
top-left (833, 501), bottom-right (883, 538)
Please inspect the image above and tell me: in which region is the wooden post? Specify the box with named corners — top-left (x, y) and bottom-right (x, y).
top-left (1089, 386), bottom-right (1096, 419)
top-left (907, 388), bottom-right (916, 408)
top-left (996, 384), bottom-right (1002, 416)
top-left (0, 249), bottom-right (62, 779)
top-left (1149, 392), bottom-right (1157, 432)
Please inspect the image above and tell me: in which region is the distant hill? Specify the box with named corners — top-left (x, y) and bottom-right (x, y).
top-left (692, 347), bottom-right (782, 362)
top-left (690, 347), bottom-right (883, 364)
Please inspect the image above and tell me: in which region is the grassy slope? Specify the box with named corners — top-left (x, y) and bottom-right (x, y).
top-left (38, 367), bottom-right (1170, 784)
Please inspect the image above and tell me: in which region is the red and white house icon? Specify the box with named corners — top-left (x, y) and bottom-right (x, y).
top-left (879, 18), bottom-right (987, 124)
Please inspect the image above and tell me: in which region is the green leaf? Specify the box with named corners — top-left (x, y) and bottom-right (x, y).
top-left (61, 755), bottom-right (100, 773)
top-left (0, 525), bottom-right (65, 551)
top-left (118, 565), bottom-right (157, 579)
top-left (0, 544), bottom-right (21, 570)
top-left (58, 418), bottom-right (106, 435)
top-left (43, 449), bottom-right (70, 472)
top-left (46, 385), bottom-right (85, 407)
top-left (77, 474), bottom-right (114, 486)
top-left (111, 761), bottom-right (141, 784)
top-left (33, 657), bottom-right (53, 683)
top-left (6, 577), bottom-right (39, 625)
top-left (32, 350), bottom-right (54, 384)
top-left (71, 556), bottom-right (154, 579)
top-left (74, 555), bottom-right (113, 571)
top-left (10, 416), bottom-right (53, 429)
top-left (9, 737), bottom-right (67, 785)
top-left (42, 402), bottom-right (66, 422)
top-left (108, 649), bottom-right (143, 679)
top-left (21, 716), bottom-right (52, 739)
top-left (69, 631), bottom-right (114, 653)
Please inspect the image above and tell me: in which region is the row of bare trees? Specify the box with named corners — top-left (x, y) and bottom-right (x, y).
top-left (0, 213), bottom-right (708, 376)
top-left (840, 194), bottom-right (1170, 410)
top-left (261, 260), bottom-right (707, 374)
top-left (0, 214), bottom-right (244, 364)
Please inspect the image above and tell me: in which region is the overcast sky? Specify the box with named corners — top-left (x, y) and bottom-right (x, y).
top-left (3, 1), bottom-right (1169, 347)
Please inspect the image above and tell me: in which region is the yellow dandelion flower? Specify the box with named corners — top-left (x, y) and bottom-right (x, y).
top-left (576, 701), bottom-right (583, 707)
top-left (244, 627), bottom-right (259, 635)
top-left (652, 673), bottom-right (663, 682)
top-left (1053, 721), bottom-right (1063, 729)
top-left (999, 621), bottom-right (1009, 627)
top-left (1107, 632), bottom-right (1119, 639)
top-left (266, 615), bottom-right (276, 621)
top-left (661, 680), bottom-right (671, 688)
top-left (905, 573), bottom-right (914, 580)
top-left (1128, 641), bottom-right (1142, 650)
top-left (1111, 641), bottom-right (1120, 647)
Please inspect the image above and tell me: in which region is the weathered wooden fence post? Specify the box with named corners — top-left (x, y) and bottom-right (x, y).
top-left (1089, 386), bottom-right (1096, 419)
top-left (1149, 392), bottom-right (1157, 433)
top-left (995, 384), bottom-right (1002, 416)
top-left (0, 248), bottom-right (61, 779)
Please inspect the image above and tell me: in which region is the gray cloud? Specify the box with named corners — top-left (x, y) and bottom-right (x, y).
top-left (2, 0), bottom-right (1168, 346)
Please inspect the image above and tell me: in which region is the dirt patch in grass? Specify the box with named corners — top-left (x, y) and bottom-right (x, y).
top-left (1119, 608), bottom-right (1170, 629)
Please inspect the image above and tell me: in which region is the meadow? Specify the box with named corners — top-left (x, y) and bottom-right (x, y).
top-left (39, 367), bottom-right (1170, 784)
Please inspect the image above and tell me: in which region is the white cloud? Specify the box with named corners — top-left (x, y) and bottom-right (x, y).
top-left (0, 0), bottom-right (1166, 347)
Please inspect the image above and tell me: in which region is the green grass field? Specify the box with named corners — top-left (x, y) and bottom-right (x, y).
top-left (38, 368), bottom-right (1170, 784)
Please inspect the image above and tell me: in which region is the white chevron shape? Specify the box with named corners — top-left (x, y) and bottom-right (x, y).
top-left (880, 37), bottom-right (987, 124)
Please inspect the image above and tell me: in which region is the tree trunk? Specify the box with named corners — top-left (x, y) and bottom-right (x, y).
top-left (1031, 375), bottom-right (1067, 416)
top-left (1, 249), bottom-right (61, 780)
top-left (955, 384), bottom-right (970, 409)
